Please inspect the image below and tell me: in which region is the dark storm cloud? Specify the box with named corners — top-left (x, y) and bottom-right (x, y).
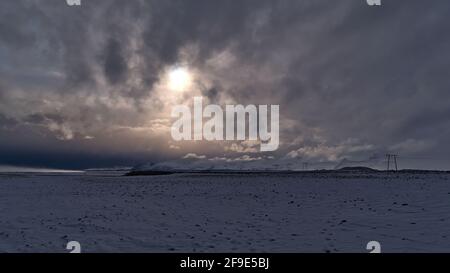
top-left (0, 113), bottom-right (17, 129)
top-left (141, 0), bottom-right (265, 64)
top-left (0, 0), bottom-right (450, 169)
top-left (102, 38), bottom-right (127, 84)
top-left (270, 1), bottom-right (450, 163)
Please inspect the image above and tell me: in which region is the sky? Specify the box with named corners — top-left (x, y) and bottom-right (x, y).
top-left (1, 0), bottom-right (450, 170)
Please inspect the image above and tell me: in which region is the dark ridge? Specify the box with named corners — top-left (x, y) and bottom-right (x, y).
top-left (124, 168), bottom-right (450, 176)
top-left (337, 167), bottom-right (379, 172)
top-left (125, 170), bottom-right (175, 176)
top-left (397, 169), bottom-right (450, 174)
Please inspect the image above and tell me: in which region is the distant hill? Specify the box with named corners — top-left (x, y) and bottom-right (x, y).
top-left (337, 167), bottom-right (379, 172)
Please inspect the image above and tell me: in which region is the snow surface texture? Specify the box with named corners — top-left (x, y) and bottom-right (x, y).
top-left (0, 171), bottom-right (450, 253)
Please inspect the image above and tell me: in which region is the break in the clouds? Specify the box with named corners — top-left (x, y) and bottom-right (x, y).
top-left (1, 0), bottom-right (450, 169)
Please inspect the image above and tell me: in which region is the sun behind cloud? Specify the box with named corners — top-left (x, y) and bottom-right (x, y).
top-left (168, 67), bottom-right (192, 92)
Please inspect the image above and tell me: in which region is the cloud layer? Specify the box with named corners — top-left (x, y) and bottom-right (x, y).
top-left (1, 0), bottom-right (450, 169)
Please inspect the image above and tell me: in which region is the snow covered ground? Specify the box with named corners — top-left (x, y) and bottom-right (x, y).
top-left (1, 170), bottom-right (450, 253)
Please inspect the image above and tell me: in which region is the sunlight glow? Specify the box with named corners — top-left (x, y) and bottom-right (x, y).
top-left (168, 67), bottom-right (192, 92)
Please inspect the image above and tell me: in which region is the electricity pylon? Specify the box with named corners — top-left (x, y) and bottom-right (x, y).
top-left (386, 154), bottom-right (398, 171)
top-left (302, 162), bottom-right (309, 171)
